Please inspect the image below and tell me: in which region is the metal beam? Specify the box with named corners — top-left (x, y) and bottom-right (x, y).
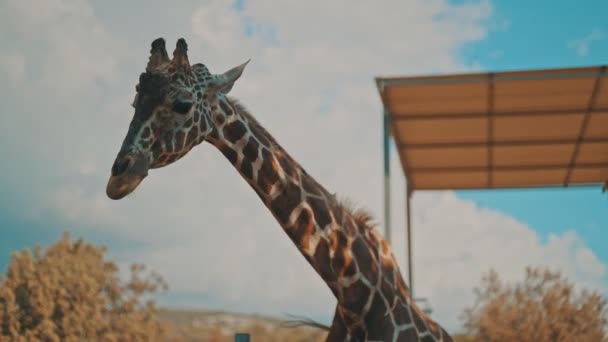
top-left (564, 66), bottom-right (606, 186)
top-left (377, 66), bottom-right (605, 87)
top-left (409, 162), bottom-right (608, 173)
top-left (399, 137), bottom-right (608, 149)
top-left (406, 184), bottom-right (414, 298)
top-left (413, 182), bottom-right (602, 191)
top-left (487, 73), bottom-right (495, 188)
top-left (383, 110), bottom-right (392, 244)
top-left (390, 108), bottom-right (608, 121)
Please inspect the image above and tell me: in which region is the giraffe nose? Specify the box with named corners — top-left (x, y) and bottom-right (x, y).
top-left (111, 156), bottom-right (135, 177)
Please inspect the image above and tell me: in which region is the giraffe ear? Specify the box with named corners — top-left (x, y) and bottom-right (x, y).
top-left (210, 59), bottom-right (250, 94)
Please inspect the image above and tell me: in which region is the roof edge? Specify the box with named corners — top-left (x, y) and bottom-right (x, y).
top-left (375, 65), bottom-right (606, 87)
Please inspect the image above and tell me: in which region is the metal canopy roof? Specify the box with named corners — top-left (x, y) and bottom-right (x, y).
top-left (376, 65), bottom-right (608, 191)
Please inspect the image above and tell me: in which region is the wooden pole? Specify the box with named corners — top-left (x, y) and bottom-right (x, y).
top-left (383, 111), bottom-right (392, 244)
top-left (406, 184), bottom-right (413, 297)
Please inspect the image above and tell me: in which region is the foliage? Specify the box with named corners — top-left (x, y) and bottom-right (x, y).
top-left (452, 333), bottom-right (475, 342)
top-left (461, 266), bottom-right (608, 342)
top-left (0, 232), bottom-right (169, 342)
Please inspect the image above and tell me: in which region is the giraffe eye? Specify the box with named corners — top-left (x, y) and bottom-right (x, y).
top-left (172, 99), bottom-right (193, 114)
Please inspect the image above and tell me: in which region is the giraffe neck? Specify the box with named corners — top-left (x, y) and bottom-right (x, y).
top-left (204, 97), bottom-right (448, 341)
top-left (206, 97), bottom-right (339, 269)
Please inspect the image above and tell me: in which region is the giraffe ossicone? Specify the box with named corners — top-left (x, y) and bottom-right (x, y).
top-left (107, 37), bottom-right (453, 342)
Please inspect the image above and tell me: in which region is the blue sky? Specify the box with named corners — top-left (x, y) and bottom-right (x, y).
top-left (460, 0), bottom-right (608, 70)
top-left (457, 188), bottom-right (608, 263)
top-left (0, 0), bottom-right (606, 331)
top-left (453, 0), bottom-right (608, 266)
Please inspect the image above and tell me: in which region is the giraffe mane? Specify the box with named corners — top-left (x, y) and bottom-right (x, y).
top-left (229, 96), bottom-right (379, 232)
top-left (227, 97), bottom-right (282, 148)
top-left (338, 197), bottom-right (378, 231)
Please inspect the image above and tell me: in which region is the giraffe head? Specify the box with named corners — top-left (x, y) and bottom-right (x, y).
top-left (106, 37), bottom-right (248, 200)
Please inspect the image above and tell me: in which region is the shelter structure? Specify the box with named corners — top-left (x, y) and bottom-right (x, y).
top-left (376, 65), bottom-right (608, 299)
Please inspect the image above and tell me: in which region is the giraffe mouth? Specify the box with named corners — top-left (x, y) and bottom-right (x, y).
top-left (106, 174), bottom-right (145, 200)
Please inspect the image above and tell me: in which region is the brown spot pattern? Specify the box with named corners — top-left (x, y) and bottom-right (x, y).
top-left (269, 182), bottom-right (301, 224)
top-left (223, 120), bottom-right (247, 143)
top-left (306, 196), bottom-right (332, 230)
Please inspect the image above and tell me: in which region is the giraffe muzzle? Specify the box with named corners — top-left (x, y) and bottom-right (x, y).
top-left (106, 155), bottom-right (149, 200)
top-left (106, 174), bottom-right (145, 200)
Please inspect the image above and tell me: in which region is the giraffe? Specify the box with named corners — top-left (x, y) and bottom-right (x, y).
top-left (106, 38), bottom-right (453, 342)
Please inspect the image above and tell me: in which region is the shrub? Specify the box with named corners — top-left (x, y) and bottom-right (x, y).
top-left (0, 232), bottom-right (168, 341)
top-left (461, 267), bottom-right (608, 342)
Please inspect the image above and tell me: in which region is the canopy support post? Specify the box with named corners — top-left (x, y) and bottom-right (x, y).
top-left (383, 110), bottom-right (392, 244)
top-left (406, 184), bottom-right (413, 297)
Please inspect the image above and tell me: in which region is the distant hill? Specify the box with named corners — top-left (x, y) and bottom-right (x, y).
top-left (159, 308), bottom-right (328, 341)
top-left (158, 308), bottom-right (478, 341)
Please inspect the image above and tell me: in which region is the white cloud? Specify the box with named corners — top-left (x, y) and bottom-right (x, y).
top-left (401, 191), bottom-right (606, 330)
top-left (1, 0), bottom-right (125, 97)
top-left (79, 160), bottom-right (98, 176)
top-left (0, 51), bottom-right (26, 83)
top-left (190, 2), bottom-right (249, 50)
top-left (568, 28), bottom-right (605, 57)
top-left (1, 0), bottom-right (606, 335)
